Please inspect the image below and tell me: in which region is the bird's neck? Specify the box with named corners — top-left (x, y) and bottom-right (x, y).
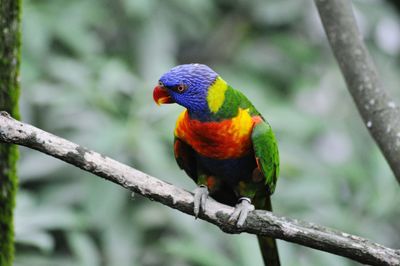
top-left (187, 108), bottom-right (213, 121)
top-left (187, 76), bottom-right (229, 121)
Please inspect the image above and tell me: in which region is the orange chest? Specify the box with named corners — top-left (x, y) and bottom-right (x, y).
top-left (174, 109), bottom-right (256, 159)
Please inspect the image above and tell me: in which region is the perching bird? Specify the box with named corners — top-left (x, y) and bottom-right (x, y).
top-left (153, 64), bottom-right (280, 265)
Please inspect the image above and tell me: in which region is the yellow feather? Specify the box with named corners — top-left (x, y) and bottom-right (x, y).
top-left (174, 110), bottom-right (187, 136)
top-left (233, 108), bottom-right (252, 137)
top-left (206, 77), bottom-right (228, 113)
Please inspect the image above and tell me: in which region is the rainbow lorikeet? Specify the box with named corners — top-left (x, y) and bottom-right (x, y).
top-left (153, 64), bottom-right (280, 265)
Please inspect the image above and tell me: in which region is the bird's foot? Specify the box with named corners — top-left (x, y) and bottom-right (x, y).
top-left (193, 185), bottom-right (209, 218)
top-left (228, 197), bottom-right (255, 228)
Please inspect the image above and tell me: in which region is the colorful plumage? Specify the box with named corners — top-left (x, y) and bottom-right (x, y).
top-left (153, 64), bottom-right (280, 266)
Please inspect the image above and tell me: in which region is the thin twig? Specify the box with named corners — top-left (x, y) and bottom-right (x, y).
top-left (314, 0), bottom-right (400, 184)
top-left (0, 112), bottom-right (398, 265)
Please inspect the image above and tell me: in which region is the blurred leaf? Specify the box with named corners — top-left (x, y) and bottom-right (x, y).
top-left (162, 238), bottom-right (233, 266)
top-left (68, 233), bottom-right (100, 266)
top-left (15, 231), bottom-right (54, 253)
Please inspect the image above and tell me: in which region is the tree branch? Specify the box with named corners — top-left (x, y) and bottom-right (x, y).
top-left (0, 112), bottom-right (398, 265)
top-left (314, 0), bottom-right (400, 184)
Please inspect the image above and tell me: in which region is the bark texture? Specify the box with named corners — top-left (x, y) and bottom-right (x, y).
top-left (314, 0), bottom-right (400, 184)
top-left (0, 112), bottom-right (399, 266)
top-left (0, 0), bottom-right (21, 265)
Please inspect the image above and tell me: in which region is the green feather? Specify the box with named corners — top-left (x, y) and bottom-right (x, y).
top-left (251, 120), bottom-right (279, 194)
top-left (213, 86), bottom-right (260, 120)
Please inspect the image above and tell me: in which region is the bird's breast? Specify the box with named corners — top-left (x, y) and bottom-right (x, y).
top-left (174, 108), bottom-right (256, 159)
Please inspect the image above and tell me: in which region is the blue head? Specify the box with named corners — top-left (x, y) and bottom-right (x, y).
top-left (153, 64), bottom-right (218, 113)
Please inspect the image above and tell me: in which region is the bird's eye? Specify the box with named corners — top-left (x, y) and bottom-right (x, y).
top-left (158, 81), bottom-right (164, 87)
top-left (174, 84), bottom-right (187, 93)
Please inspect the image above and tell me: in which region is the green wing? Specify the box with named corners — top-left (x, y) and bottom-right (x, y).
top-left (251, 119), bottom-right (279, 194)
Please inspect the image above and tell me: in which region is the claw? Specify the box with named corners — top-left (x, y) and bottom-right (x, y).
top-left (228, 197), bottom-right (255, 228)
top-left (193, 185), bottom-right (209, 218)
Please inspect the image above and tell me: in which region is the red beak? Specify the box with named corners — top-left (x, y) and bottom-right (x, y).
top-left (153, 86), bottom-right (173, 105)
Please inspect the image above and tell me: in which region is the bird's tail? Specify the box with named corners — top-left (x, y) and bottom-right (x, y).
top-left (256, 195), bottom-right (280, 266)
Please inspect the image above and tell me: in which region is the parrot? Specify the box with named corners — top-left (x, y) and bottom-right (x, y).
top-left (153, 64), bottom-right (280, 266)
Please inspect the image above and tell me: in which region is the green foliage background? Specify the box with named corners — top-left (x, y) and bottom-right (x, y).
top-left (15, 0), bottom-right (400, 265)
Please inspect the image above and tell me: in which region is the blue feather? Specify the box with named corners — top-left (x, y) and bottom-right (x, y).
top-left (196, 153), bottom-right (256, 187)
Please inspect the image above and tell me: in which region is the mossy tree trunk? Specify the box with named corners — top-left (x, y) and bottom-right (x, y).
top-left (0, 0), bottom-right (21, 265)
